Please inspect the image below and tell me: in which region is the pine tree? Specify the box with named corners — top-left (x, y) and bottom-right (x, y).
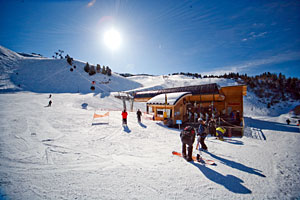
top-left (58, 50), bottom-right (64, 59)
top-left (67, 56), bottom-right (73, 65)
top-left (84, 62), bottom-right (90, 73)
top-left (102, 66), bottom-right (107, 75)
top-left (89, 65), bottom-right (96, 76)
top-left (107, 66), bottom-right (112, 76)
top-left (96, 64), bottom-right (101, 73)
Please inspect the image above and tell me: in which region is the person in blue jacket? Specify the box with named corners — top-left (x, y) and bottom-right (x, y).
top-left (196, 119), bottom-right (208, 151)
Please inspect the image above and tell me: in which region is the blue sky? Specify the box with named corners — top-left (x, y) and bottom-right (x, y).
top-left (1, 0), bottom-right (300, 78)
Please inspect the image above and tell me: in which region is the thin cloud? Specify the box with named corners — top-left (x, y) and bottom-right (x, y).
top-left (205, 52), bottom-right (300, 75)
top-left (242, 31), bottom-right (268, 42)
top-left (87, 0), bottom-right (96, 8)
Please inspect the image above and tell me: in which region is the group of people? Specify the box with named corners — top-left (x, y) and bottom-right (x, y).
top-left (46, 94), bottom-right (52, 107)
top-left (180, 118), bottom-right (226, 162)
top-left (121, 109), bottom-right (142, 125)
top-left (187, 109), bottom-right (241, 126)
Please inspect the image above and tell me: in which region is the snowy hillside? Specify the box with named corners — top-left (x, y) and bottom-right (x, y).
top-left (0, 46), bottom-right (141, 93)
top-left (0, 45), bottom-right (300, 199)
top-left (127, 75), bottom-right (238, 92)
top-left (0, 46), bottom-right (22, 91)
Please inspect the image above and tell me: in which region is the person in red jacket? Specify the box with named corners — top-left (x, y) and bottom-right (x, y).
top-left (122, 110), bottom-right (128, 125)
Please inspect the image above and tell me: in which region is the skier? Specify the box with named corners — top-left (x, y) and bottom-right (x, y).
top-left (49, 94), bottom-right (52, 98)
top-left (196, 119), bottom-right (208, 152)
top-left (136, 109), bottom-right (142, 123)
top-left (47, 100), bottom-right (52, 107)
top-left (286, 119), bottom-right (291, 125)
top-left (122, 110), bottom-right (128, 125)
top-left (180, 126), bottom-right (196, 161)
top-left (216, 126), bottom-right (226, 141)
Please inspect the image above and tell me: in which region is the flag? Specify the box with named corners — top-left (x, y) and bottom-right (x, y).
top-left (93, 112), bottom-right (109, 118)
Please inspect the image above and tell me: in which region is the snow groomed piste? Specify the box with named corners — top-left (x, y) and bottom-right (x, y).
top-left (0, 46), bottom-right (300, 199)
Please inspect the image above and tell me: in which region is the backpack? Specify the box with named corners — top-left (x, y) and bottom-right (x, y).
top-left (180, 126), bottom-right (195, 145)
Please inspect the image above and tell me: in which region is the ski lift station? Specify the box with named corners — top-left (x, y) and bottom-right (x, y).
top-left (133, 83), bottom-right (247, 137)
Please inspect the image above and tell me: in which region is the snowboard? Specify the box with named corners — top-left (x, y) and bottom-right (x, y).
top-left (172, 151), bottom-right (215, 165)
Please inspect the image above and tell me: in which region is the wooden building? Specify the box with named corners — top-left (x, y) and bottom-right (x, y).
top-left (133, 83), bottom-right (247, 137)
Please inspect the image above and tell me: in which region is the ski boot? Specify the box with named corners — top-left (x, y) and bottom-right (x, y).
top-left (196, 154), bottom-right (201, 162)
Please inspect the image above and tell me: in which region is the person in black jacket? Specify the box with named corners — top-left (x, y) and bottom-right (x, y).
top-left (180, 126), bottom-right (196, 161)
top-left (136, 109), bottom-right (142, 123)
top-left (48, 100), bottom-right (52, 107)
top-left (208, 118), bottom-right (216, 137)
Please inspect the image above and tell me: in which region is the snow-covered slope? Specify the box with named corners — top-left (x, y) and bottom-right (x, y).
top-left (0, 46), bottom-right (142, 93)
top-left (0, 92), bottom-right (299, 200)
top-left (0, 46), bottom-right (22, 91)
top-left (0, 45), bottom-right (300, 199)
top-left (127, 75), bottom-right (238, 92)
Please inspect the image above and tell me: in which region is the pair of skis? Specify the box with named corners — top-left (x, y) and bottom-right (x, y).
top-left (172, 151), bottom-right (215, 165)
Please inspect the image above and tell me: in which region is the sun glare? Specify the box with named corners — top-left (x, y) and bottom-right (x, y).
top-left (103, 28), bottom-right (122, 51)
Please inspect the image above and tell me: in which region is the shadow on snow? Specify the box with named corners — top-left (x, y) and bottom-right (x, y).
top-left (156, 122), bottom-right (181, 131)
top-left (208, 137), bottom-right (244, 145)
top-left (123, 125), bottom-right (131, 133)
top-left (191, 162), bottom-right (252, 194)
top-left (244, 117), bottom-right (300, 133)
top-left (203, 151), bottom-right (266, 178)
top-left (138, 122), bottom-right (147, 128)
top-left (223, 138), bottom-right (244, 145)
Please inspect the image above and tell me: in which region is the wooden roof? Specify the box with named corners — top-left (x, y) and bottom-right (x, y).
top-left (133, 83), bottom-right (219, 99)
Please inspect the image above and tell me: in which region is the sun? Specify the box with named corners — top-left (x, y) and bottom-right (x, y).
top-left (103, 28), bottom-right (122, 51)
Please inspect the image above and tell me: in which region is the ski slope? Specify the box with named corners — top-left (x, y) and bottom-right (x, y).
top-left (0, 46), bottom-right (300, 199)
top-left (0, 45), bottom-right (141, 94)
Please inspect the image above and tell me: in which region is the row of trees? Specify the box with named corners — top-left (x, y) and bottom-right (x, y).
top-left (172, 71), bottom-right (299, 107)
top-left (220, 72), bottom-right (300, 101)
top-left (53, 50), bottom-right (64, 59)
top-left (84, 63), bottom-right (112, 76)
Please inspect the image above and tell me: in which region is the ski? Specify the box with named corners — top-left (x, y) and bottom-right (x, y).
top-left (172, 151), bottom-right (215, 165)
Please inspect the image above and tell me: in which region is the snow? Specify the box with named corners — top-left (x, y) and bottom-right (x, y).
top-left (0, 46), bottom-right (141, 93)
top-left (127, 75), bottom-right (238, 92)
top-left (147, 92), bottom-right (191, 105)
top-left (1, 46), bottom-right (300, 199)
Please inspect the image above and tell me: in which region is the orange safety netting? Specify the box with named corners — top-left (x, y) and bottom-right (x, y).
top-left (93, 112), bottom-right (109, 118)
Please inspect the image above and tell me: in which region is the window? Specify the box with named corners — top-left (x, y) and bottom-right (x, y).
top-left (157, 110), bottom-right (163, 115)
top-left (157, 109), bottom-right (171, 118)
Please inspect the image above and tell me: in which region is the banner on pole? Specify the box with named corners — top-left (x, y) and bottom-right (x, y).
top-left (92, 111), bottom-right (110, 125)
top-left (93, 112), bottom-right (109, 118)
